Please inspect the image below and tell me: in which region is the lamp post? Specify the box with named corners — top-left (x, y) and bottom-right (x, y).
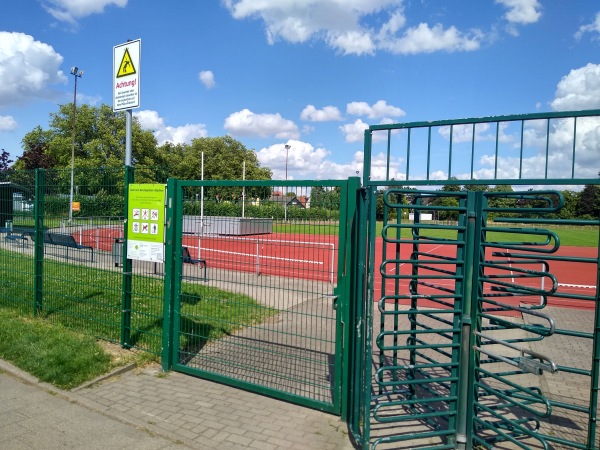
top-left (69, 66), bottom-right (84, 224)
top-left (285, 144), bottom-right (290, 182)
top-left (284, 144), bottom-right (290, 222)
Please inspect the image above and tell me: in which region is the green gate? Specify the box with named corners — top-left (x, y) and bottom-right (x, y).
top-left (350, 110), bottom-right (600, 449)
top-left (161, 179), bottom-right (358, 414)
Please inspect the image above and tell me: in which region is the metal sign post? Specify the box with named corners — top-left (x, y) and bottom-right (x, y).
top-left (113, 39), bottom-right (141, 167)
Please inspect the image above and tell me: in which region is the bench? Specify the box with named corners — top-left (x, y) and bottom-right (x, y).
top-left (182, 246), bottom-right (207, 280)
top-left (153, 246), bottom-right (207, 280)
top-left (46, 232), bottom-right (94, 262)
top-left (3, 229), bottom-right (27, 247)
top-left (22, 230), bottom-right (63, 245)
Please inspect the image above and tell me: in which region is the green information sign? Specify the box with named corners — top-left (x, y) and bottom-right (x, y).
top-left (127, 183), bottom-right (166, 262)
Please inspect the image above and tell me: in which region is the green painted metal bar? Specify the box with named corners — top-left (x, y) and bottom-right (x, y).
top-left (161, 177), bottom-right (177, 371)
top-left (338, 176), bottom-right (360, 419)
top-left (33, 168), bottom-right (45, 316)
top-left (456, 191), bottom-right (479, 449)
top-left (346, 185), bottom-right (369, 447)
top-left (368, 108), bottom-right (600, 132)
top-left (354, 184), bottom-right (377, 449)
top-left (120, 166), bottom-right (134, 348)
top-left (586, 224), bottom-right (600, 447)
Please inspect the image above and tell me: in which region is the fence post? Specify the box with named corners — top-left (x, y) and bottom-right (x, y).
top-left (455, 191), bottom-right (483, 449)
top-left (162, 178), bottom-right (178, 371)
top-left (120, 166), bottom-right (134, 349)
top-left (338, 177), bottom-right (360, 421)
top-left (33, 169), bottom-right (45, 316)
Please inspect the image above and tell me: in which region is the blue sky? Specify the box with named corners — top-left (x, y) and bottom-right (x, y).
top-left (0, 0), bottom-right (599, 181)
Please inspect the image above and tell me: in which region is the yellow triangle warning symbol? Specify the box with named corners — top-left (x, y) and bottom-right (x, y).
top-left (117, 48), bottom-right (136, 77)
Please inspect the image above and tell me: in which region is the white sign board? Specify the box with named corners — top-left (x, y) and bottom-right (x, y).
top-left (113, 39), bottom-right (140, 111)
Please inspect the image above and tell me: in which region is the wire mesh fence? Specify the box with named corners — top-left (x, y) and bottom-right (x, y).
top-left (0, 167), bottom-right (171, 354)
top-left (168, 180), bottom-right (348, 410)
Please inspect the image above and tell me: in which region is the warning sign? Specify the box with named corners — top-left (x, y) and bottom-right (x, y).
top-left (113, 39), bottom-right (140, 111)
top-left (116, 49), bottom-right (136, 77)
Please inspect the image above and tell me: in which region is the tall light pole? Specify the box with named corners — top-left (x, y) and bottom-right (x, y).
top-left (285, 144), bottom-right (290, 183)
top-left (284, 144), bottom-right (290, 222)
top-left (69, 66), bottom-right (84, 224)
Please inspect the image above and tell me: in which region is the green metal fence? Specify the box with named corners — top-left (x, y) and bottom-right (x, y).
top-left (0, 167), bottom-right (169, 354)
top-left (1, 110), bottom-right (599, 449)
top-left (351, 110), bottom-right (600, 449)
top-left (161, 178), bottom-right (357, 413)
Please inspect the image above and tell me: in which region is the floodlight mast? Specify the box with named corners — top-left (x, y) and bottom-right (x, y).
top-left (69, 67), bottom-right (84, 225)
top-left (284, 144), bottom-right (291, 222)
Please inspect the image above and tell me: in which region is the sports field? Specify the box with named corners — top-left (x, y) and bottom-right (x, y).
top-left (75, 223), bottom-right (597, 311)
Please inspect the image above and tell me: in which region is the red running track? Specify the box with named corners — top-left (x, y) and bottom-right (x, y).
top-left (77, 227), bottom-right (597, 311)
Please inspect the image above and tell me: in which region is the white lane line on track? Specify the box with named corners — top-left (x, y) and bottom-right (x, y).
top-left (199, 247), bottom-right (323, 265)
top-left (558, 284), bottom-right (596, 289)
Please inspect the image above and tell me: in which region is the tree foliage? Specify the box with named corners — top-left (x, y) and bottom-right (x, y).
top-left (576, 184), bottom-right (600, 218)
top-left (0, 149), bottom-right (12, 171)
top-left (14, 104), bottom-right (159, 171)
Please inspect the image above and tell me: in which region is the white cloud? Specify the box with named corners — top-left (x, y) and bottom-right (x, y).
top-left (576, 12), bottom-right (600, 41)
top-left (378, 22), bottom-right (482, 54)
top-left (340, 119), bottom-right (369, 143)
top-left (0, 115), bottom-right (17, 131)
top-left (224, 1), bottom-right (483, 56)
top-left (551, 63), bottom-right (600, 111)
top-left (347, 100), bottom-right (405, 119)
top-left (300, 105), bottom-right (342, 122)
top-left (496, 0), bottom-right (542, 25)
top-left (327, 30), bottom-right (375, 56)
top-left (42, 0), bottom-right (128, 23)
top-left (134, 110), bottom-right (208, 145)
top-left (256, 140), bottom-right (366, 180)
top-left (0, 32), bottom-right (66, 107)
top-left (199, 70), bottom-right (215, 89)
top-left (340, 118), bottom-right (398, 143)
top-left (224, 109), bottom-right (299, 139)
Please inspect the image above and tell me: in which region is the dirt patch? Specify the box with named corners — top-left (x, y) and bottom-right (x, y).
top-left (98, 341), bottom-right (147, 367)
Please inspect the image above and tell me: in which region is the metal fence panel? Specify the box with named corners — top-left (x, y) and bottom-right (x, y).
top-left (165, 179), bottom-right (351, 413)
top-left (355, 110), bottom-right (600, 449)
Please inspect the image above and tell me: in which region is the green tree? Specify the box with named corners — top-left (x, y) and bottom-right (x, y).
top-left (463, 183), bottom-right (489, 192)
top-left (157, 136), bottom-right (272, 200)
top-left (18, 104), bottom-right (159, 170)
top-left (310, 186), bottom-right (341, 210)
top-left (576, 184), bottom-right (600, 218)
top-left (0, 149), bottom-right (12, 171)
top-left (427, 178), bottom-right (462, 220)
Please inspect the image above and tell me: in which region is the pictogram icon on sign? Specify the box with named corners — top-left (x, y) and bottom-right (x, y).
top-left (117, 48), bottom-right (137, 77)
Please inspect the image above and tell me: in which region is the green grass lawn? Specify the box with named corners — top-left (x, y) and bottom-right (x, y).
top-left (0, 308), bottom-right (113, 389)
top-left (0, 248), bottom-right (277, 357)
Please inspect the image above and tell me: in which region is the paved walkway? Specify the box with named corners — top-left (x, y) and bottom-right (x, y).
top-left (0, 359), bottom-right (353, 450)
top-left (0, 366), bottom-right (183, 450)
